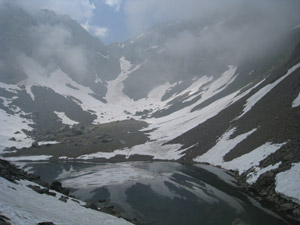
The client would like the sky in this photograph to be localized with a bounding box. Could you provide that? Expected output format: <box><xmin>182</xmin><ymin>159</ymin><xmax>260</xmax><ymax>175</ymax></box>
<box><xmin>1</xmin><ymin>0</ymin><xmax>300</xmax><ymax>46</ymax></box>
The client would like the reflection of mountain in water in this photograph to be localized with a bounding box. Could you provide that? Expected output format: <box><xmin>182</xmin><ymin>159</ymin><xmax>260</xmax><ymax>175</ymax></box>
<box><xmin>20</xmin><ymin>161</ymin><xmax>291</xmax><ymax>225</ymax></box>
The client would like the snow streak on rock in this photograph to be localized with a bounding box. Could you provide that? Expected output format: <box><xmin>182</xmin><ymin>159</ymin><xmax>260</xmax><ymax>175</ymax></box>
<box><xmin>237</xmin><ymin>63</ymin><xmax>300</xmax><ymax>119</ymax></box>
<box><xmin>194</xmin><ymin>127</ymin><xmax>286</xmax><ymax>184</ymax></box>
<box><xmin>292</xmin><ymin>92</ymin><xmax>300</xmax><ymax>108</ymax></box>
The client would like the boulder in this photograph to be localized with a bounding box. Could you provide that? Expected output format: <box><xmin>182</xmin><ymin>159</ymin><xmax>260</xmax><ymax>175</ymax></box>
<box><xmin>9</xmin><ymin>137</ymin><xmax>16</xmax><ymax>141</ymax></box>
<box><xmin>85</xmin><ymin>202</ymin><xmax>98</xmax><ymax>210</ymax></box>
<box><xmin>50</xmin><ymin>180</ymin><xmax>70</xmax><ymax>196</ymax></box>
<box><xmin>31</xmin><ymin>142</ymin><xmax>39</xmax><ymax>148</ymax></box>
<box><xmin>101</xmin><ymin>138</ymin><xmax>113</xmax><ymax>143</ymax></box>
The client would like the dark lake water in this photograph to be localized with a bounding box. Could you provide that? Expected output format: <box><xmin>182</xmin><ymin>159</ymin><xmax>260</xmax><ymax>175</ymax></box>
<box><xmin>18</xmin><ymin>161</ymin><xmax>293</xmax><ymax>225</ymax></box>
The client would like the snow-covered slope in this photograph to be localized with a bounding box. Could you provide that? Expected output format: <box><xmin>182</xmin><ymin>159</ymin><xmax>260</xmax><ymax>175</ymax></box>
<box><xmin>0</xmin><ymin>177</ymin><xmax>132</xmax><ymax>225</ymax></box>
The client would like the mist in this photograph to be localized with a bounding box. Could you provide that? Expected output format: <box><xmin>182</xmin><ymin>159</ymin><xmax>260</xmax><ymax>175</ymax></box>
<box><xmin>124</xmin><ymin>0</ymin><xmax>300</xmax><ymax>64</ymax></box>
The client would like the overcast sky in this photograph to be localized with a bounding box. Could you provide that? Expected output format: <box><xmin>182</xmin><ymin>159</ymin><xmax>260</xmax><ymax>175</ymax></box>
<box><xmin>1</xmin><ymin>0</ymin><xmax>300</xmax><ymax>44</ymax></box>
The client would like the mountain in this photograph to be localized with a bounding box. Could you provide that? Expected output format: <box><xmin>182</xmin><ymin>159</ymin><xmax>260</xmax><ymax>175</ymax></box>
<box><xmin>1</xmin><ymin>3</ymin><xmax>300</xmax><ymax>219</ymax></box>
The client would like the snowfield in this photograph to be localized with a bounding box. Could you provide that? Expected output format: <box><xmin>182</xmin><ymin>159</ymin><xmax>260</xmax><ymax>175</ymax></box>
<box><xmin>0</xmin><ymin>177</ymin><xmax>133</xmax><ymax>225</ymax></box>
<box><xmin>275</xmin><ymin>163</ymin><xmax>300</xmax><ymax>204</ymax></box>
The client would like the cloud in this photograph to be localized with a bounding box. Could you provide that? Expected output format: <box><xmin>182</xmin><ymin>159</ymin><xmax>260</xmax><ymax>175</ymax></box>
<box><xmin>123</xmin><ymin>0</ymin><xmax>300</xmax><ymax>64</ymax></box>
<box><xmin>8</xmin><ymin>0</ymin><xmax>96</xmax><ymax>22</ymax></box>
<box><xmin>104</xmin><ymin>0</ymin><xmax>123</xmax><ymax>11</ymax></box>
<box><xmin>124</xmin><ymin>0</ymin><xmax>300</xmax><ymax>34</ymax></box>
<box><xmin>82</xmin><ymin>22</ymin><xmax>108</xmax><ymax>38</ymax></box>
<box><xmin>29</xmin><ymin>24</ymin><xmax>89</xmax><ymax>81</ymax></box>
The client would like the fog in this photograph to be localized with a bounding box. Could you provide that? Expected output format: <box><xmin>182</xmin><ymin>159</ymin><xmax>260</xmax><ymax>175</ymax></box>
<box><xmin>124</xmin><ymin>0</ymin><xmax>300</xmax><ymax>63</ymax></box>
<box><xmin>0</xmin><ymin>0</ymin><xmax>300</xmax><ymax>85</ymax></box>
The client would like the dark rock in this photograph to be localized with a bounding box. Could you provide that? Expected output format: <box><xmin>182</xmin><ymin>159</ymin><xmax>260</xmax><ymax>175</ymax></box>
<box><xmin>85</xmin><ymin>202</ymin><xmax>98</xmax><ymax>210</ymax></box>
<box><xmin>101</xmin><ymin>138</ymin><xmax>113</xmax><ymax>143</ymax></box>
<box><xmin>27</xmin><ymin>185</ymin><xmax>56</xmax><ymax>197</ymax></box>
<box><xmin>9</xmin><ymin>137</ymin><xmax>16</xmax><ymax>141</ymax></box>
<box><xmin>14</xmin><ymin>131</ymin><xmax>21</xmax><ymax>134</ymax></box>
<box><xmin>37</xmin><ymin>222</ymin><xmax>55</xmax><ymax>225</ymax></box>
<box><xmin>31</xmin><ymin>142</ymin><xmax>39</xmax><ymax>148</ymax></box>
<box><xmin>71</xmin><ymin>128</ymin><xmax>83</xmax><ymax>136</ymax></box>
<box><xmin>231</xmin><ymin>218</ymin><xmax>248</xmax><ymax>225</ymax></box>
<box><xmin>0</xmin><ymin>215</ymin><xmax>11</xmax><ymax>222</ymax></box>
<box><xmin>50</xmin><ymin>180</ymin><xmax>70</xmax><ymax>195</ymax></box>
<box><xmin>59</xmin><ymin>196</ymin><xmax>68</xmax><ymax>203</ymax></box>
<box><xmin>71</xmin><ymin>199</ymin><xmax>80</xmax><ymax>204</ymax></box>
<box><xmin>293</xmin><ymin>208</ymin><xmax>300</xmax><ymax>216</ymax></box>
<box><xmin>59</xmin><ymin>125</ymin><xmax>69</xmax><ymax>132</ymax></box>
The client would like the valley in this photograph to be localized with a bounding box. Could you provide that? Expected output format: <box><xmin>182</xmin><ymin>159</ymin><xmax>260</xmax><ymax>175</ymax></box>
<box><xmin>1</xmin><ymin>1</ymin><xmax>300</xmax><ymax>224</ymax></box>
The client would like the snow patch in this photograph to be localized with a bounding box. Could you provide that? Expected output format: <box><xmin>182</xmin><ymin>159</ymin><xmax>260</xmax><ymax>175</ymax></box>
<box><xmin>38</xmin><ymin>141</ymin><xmax>60</xmax><ymax>146</ymax></box>
<box><xmin>292</xmin><ymin>92</ymin><xmax>300</xmax><ymax>108</ymax></box>
<box><xmin>5</xmin><ymin>155</ymin><xmax>53</xmax><ymax>161</ymax></box>
<box><xmin>0</xmin><ymin>108</ymin><xmax>34</xmax><ymax>153</ymax></box>
<box><xmin>247</xmin><ymin>162</ymin><xmax>281</xmax><ymax>184</ymax></box>
<box><xmin>222</xmin><ymin>142</ymin><xmax>285</xmax><ymax>175</ymax></box>
<box><xmin>54</xmin><ymin>111</ymin><xmax>79</xmax><ymax>126</ymax></box>
<box><xmin>194</xmin><ymin>128</ymin><xmax>257</xmax><ymax>165</ymax></box>
<box><xmin>275</xmin><ymin>163</ymin><xmax>300</xmax><ymax>204</ymax></box>
<box><xmin>194</xmin><ymin>127</ymin><xmax>285</xmax><ymax>179</ymax></box>
<box><xmin>144</xmin><ymin>45</ymin><xmax>159</xmax><ymax>51</ymax></box>
<box><xmin>0</xmin><ymin>81</ymin><xmax>21</xmax><ymax>94</ymax></box>
<box><xmin>130</xmin><ymin>33</ymin><xmax>144</xmax><ymax>44</ymax></box>
<box><xmin>97</xmin><ymin>51</ymin><xmax>110</xmax><ymax>59</ymax></box>
<box><xmin>77</xmin><ymin>141</ymin><xmax>184</xmax><ymax>160</ymax></box>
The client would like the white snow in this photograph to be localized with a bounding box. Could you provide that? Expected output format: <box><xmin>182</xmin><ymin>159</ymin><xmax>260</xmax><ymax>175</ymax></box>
<box><xmin>144</xmin><ymin>45</ymin><xmax>159</xmax><ymax>51</ymax></box>
<box><xmin>130</xmin><ymin>33</ymin><xmax>144</xmax><ymax>44</ymax></box>
<box><xmin>105</xmin><ymin>57</ymin><xmax>140</xmax><ymax>104</ymax></box>
<box><xmin>292</xmin><ymin>92</ymin><xmax>300</xmax><ymax>108</ymax></box>
<box><xmin>222</xmin><ymin>142</ymin><xmax>285</xmax><ymax>175</ymax></box>
<box><xmin>78</xmin><ymin>141</ymin><xmax>184</xmax><ymax>160</ymax></box>
<box><xmin>0</xmin><ymin>108</ymin><xmax>34</xmax><ymax>154</ymax></box>
<box><xmin>57</xmin><ymin>162</ymin><xmax>244</xmax><ymax>213</ymax></box>
<box><xmin>194</xmin><ymin>128</ymin><xmax>257</xmax><ymax>165</ymax></box>
<box><xmin>4</xmin><ymin>155</ymin><xmax>53</xmax><ymax>161</ymax></box>
<box><xmin>79</xmin><ymin>62</ymin><xmax>271</xmax><ymax>160</ymax></box>
<box><xmin>246</xmin><ymin>162</ymin><xmax>281</xmax><ymax>184</ymax></box>
<box><xmin>0</xmin><ymin>177</ymin><xmax>132</xmax><ymax>225</ymax></box>
<box><xmin>97</xmin><ymin>51</ymin><xmax>110</xmax><ymax>59</ymax></box>
<box><xmin>38</xmin><ymin>141</ymin><xmax>60</xmax><ymax>146</ymax></box>
<box><xmin>194</xmin><ymin>127</ymin><xmax>286</xmax><ymax>179</ymax></box>
<box><xmin>237</xmin><ymin>62</ymin><xmax>300</xmax><ymax>119</ymax></box>
<box><xmin>0</xmin><ymin>81</ymin><xmax>21</xmax><ymax>94</ymax></box>
<box><xmin>275</xmin><ymin>163</ymin><xmax>300</xmax><ymax>204</ymax></box>
<box><xmin>54</xmin><ymin>111</ymin><xmax>79</xmax><ymax>126</ymax></box>
<box><xmin>94</xmin><ymin>74</ymin><xmax>103</xmax><ymax>84</ymax></box>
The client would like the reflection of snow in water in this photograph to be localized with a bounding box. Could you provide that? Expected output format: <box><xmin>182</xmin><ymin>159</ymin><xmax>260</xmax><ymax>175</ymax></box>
<box><xmin>57</xmin><ymin>162</ymin><xmax>244</xmax><ymax>214</ymax></box>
